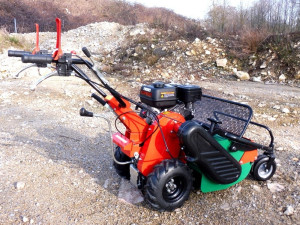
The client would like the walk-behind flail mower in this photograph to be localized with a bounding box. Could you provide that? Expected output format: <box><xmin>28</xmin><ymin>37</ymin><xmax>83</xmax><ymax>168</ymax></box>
<box><xmin>8</xmin><ymin>18</ymin><xmax>276</xmax><ymax>211</ymax></box>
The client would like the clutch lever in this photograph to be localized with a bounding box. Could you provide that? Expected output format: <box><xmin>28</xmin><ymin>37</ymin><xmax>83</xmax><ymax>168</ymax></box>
<box><xmin>15</xmin><ymin>60</ymin><xmax>53</xmax><ymax>78</ymax></box>
<box><xmin>14</xmin><ymin>64</ymin><xmax>52</xmax><ymax>78</ymax></box>
<box><xmin>30</xmin><ymin>71</ymin><xmax>59</xmax><ymax>91</ymax></box>
<box><xmin>15</xmin><ymin>64</ymin><xmax>36</xmax><ymax>77</ymax></box>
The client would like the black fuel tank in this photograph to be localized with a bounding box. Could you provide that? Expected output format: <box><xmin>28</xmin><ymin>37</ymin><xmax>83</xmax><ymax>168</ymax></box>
<box><xmin>140</xmin><ymin>82</ymin><xmax>177</xmax><ymax>108</ymax></box>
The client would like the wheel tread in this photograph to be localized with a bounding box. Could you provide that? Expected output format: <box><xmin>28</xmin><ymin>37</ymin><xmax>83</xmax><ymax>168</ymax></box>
<box><xmin>144</xmin><ymin>159</ymin><xmax>192</xmax><ymax>211</ymax></box>
<box><xmin>113</xmin><ymin>147</ymin><xmax>130</xmax><ymax>179</ymax></box>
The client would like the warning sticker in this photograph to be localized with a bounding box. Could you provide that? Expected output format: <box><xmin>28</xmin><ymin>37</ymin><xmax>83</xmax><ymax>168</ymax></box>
<box><xmin>160</xmin><ymin>91</ymin><xmax>175</xmax><ymax>98</ymax></box>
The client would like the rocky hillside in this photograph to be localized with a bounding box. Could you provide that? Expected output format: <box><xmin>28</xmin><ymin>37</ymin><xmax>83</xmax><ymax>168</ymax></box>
<box><xmin>1</xmin><ymin>22</ymin><xmax>299</xmax><ymax>87</ymax></box>
<box><xmin>0</xmin><ymin>0</ymin><xmax>194</xmax><ymax>34</ymax></box>
<box><xmin>0</xmin><ymin>21</ymin><xmax>299</xmax><ymax>225</ymax></box>
<box><xmin>104</xmin><ymin>29</ymin><xmax>300</xmax><ymax>85</ymax></box>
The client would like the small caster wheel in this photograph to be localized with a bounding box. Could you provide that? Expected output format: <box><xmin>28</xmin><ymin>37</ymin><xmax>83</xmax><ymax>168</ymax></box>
<box><xmin>252</xmin><ymin>155</ymin><xmax>276</xmax><ymax>181</ymax></box>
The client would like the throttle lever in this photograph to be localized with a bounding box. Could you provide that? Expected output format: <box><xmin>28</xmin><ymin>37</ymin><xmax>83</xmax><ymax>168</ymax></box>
<box><xmin>80</xmin><ymin>108</ymin><xmax>93</xmax><ymax>117</ymax></box>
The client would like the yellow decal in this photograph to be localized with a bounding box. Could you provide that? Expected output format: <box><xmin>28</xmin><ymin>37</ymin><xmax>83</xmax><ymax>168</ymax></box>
<box><xmin>160</xmin><ymin>91</ymin><xmax>175</xmax><ymax>98</ymax></box>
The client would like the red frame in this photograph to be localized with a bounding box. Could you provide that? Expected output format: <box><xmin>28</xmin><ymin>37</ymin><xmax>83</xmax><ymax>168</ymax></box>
<box><xmin>106</xmin><ymin>95</ymin><xmax>185</xmax><ymax>176</ymax></box>
<box><xmin>52</xmin><ymin>18</ymin><xmax>63</xmax><ymax>60</ymax></box>
<box><xmin>32</xmin><ymin>23</ymin><xmax>40</xmax><ymax>54</ymax></box>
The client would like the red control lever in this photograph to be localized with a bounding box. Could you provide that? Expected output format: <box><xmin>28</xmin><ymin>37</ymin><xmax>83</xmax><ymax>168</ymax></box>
<box><xmin>32</xmin><ymin>23</ymin><xmax>40</xmax><ymax>54</ymax></box>
<box><xmin>52</xmin><ymin>18</ymin><xmax>63</xmax><ymax>60</ymax></box>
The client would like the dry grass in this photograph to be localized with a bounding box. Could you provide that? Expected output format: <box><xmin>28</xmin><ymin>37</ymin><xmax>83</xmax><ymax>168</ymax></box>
<box><xmin>0</xmin><ymin>28</ymin><xmax>32</xmax><ymax>53</ymax></box>
<box><xmin>239</xmin><ymin>27</ymin><xmax>270</xmax><ymax>53</ymax></box>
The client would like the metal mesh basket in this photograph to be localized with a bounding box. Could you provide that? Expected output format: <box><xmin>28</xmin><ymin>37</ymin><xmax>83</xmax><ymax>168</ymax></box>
<box><xmin>194</xmin><ymin>95</ymin><xmax>253</xmax><ymax>137</ymax></box>
<box><xmin>174</xmin><ymin>95</ymin><xmax>253</xmax><ymax>137</ymax></box>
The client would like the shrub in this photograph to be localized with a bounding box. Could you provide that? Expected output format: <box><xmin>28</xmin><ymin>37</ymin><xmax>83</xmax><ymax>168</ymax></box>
<box><xmin>240</xmin><ymin>27</ymin><xmax>270</xmax><ymax>53</ymax></box>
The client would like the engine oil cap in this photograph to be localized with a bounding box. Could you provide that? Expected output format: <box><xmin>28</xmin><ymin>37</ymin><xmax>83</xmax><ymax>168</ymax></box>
<box><xmin>153</xmin><ymin>81</ymin><xmax>165</xmax><ymax>88</ymax></box>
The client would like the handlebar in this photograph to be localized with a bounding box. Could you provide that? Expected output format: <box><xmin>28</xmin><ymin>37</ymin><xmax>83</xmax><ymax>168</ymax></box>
<box><xmin>15</xmin><ymin>48</ymin><xmax>127</xmax><ymax>108</ymax></box>
<box><xmin>8</xmin><ymin>50</ymin><xmax>31</xmax><ymax>57</ymax></box>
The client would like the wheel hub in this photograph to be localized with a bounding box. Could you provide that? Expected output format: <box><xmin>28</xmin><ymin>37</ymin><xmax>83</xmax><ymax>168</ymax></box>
<box><xmin>165</xmin><ymin>178</ymin><xmax>177</xmax><ymax>194</ymax></box>
<box><xmin>258</xmin><ymin>162</ymin><xmax>273</xmax><ymax>179</ymax></box>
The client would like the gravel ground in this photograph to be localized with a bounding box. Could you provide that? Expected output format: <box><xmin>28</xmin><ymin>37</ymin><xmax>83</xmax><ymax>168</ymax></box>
<box><xmin>0</xmin><ymin>22</ymin><xmax>299</xmax><ymax>224</ymax></box>
<box><xmin>0</xmin><ymin>69</ymin><xmax>299</xmax><ymax>224</ymax></box>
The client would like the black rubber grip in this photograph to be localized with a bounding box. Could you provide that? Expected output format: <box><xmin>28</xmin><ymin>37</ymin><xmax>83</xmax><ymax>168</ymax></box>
<box><xmin>82</xmin><ymin>47</ymin><xmax>91</xmax><ymax>58</ymax></box>
<box><xmin>108</xmin><ymin>87</ymin><xmax>126</xmax><ymax>108</ymax></box>
<box><xmin>91</xmin><ymin>93</ymin><xmax>106</xmax><ymax>106</ymax></box>
<box><xmin>8</xmin><ymin>50</ymin><xmax>31</xmax><ymax>57</ymax></box>
<box><xmin>22</xmin><ymin>54</ymin><xmax>53</xmax><ymax>64</ymax></box>
<box><xmin>71</xmin><ymin>59</ymin><xmax>87</xmax><ymax>65</ymax></box>
<box><xmin>80</xmin><ymin>108</ymin><xmax>93</xmax><ymax>117</ymax></box>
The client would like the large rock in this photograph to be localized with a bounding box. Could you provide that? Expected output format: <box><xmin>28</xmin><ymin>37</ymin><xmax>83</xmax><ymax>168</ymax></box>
<box><xmin>252</xmin><ymin>76</ymin><xmax>262</xmax><ymax>82</ymax></box>
<box><xmin>186</xmin><ymin>51</ymin><xmax>192</xmax><ymax>56</ymax></box>
<box><xmin>279</xmin><ymin>74</ymin><xmax>286</xmax><ymax>82</ymax></box>
<box><xmin>233</xmin><ymin>69</ymin><xmax>250</xmax><ymax>81</ymax></box>
<box><xmin>216</xmin><ymin>58</ymin><xmax>227</xmax><ymax>68</ymax></box>
<box><xmin>284</xmin><ymin>206</ymin><xmax>294</xmax><ymax>216</ymax></box>
<box><xmin>267</xmin><ymin>182</ymin><xmax>285</xmax><ymax>193</ymax></box>
<box><xmin>260</xmin><ymin>61</ymin><xmax>267</xmax><ymax>69</ymax></box>
<box><xmin>129</xmin><ymin>28</ymin><xmax>145</xmax><ymax>36</ymax></box>
<box><xmin>14</xmin><ymin>181</ymin><xmax>25</xmax><ymax>189</ymax></box>
<box><xmin>153</xmin><ymin>47</ymin><xmax>168</xmax><ymax>57</ymax></box>
<box><xmin>295</xmin><ymin>71</ymin><xmax>300</xmax><ymax>79</ymax></box>
<box><xmin>118</xmin><ymin>179</ymin><xmax>144</xmax><ymax>204</ymax></box>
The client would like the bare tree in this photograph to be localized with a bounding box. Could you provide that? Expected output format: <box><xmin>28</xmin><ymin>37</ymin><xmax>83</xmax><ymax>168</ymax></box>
<box><xmin>206</xmin><ymin>0</ymin><xmax>300</xmax><ymax>34</ymax></box>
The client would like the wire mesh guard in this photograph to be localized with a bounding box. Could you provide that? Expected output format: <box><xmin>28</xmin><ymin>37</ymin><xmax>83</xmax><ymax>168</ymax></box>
<box><xmin>177</xmin><ymin>95</ymin><xmax>253</xmax><ymax>137</ymax></box>
<box><xmin>194</xmin><ymin>95</ymin><xmax>253</xmax><ymax>137</ymax></box>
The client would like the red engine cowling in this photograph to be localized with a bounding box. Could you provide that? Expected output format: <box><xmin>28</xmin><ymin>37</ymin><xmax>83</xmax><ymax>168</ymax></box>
<box><xmin>107</xmin><ymin>94</ymin><xmax>186</xmax><ymax>177</ymax></box>
<box><xmin>137</xmin><ymin>111</ymin><xmax>185</xmax><ymax>176</ymax></box>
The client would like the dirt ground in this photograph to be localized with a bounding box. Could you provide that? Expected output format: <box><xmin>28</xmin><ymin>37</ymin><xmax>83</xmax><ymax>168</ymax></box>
<box><xmin>0</xmin><ymin>69</ymin><xmax>299</xmax><ymax>224</ymax></box>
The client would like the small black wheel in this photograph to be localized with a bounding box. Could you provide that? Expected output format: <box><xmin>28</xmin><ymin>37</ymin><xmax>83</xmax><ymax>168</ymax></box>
<box><xmin>252</xmin><ymin>155</ymin><xmax>276</xmax><ymax>181</ymax></box>
<box><xmin>144</xmin><ymin>159</ymin><xmax>192</xmax><ymax>211</ymax></box>
<box><xmin>113</xmin><ymin>146</ymin><xmax>131</xmax><ymax>179</ymax></box>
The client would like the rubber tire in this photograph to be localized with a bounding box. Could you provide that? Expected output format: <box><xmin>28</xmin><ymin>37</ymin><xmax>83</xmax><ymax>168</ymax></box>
<box><xmin>144</xmin><ymin>159</ymin><xmax>193</xmax><ymax>211</ymax></box>
<box><xmin>252</xmin><ymin>155</ymin><xmax>276</xmax><ymax>181</ymax></box>
<box><xmin>113</xmin><ymin>147</ymin><xmax>130</xmax><ymax>179</ymax></box>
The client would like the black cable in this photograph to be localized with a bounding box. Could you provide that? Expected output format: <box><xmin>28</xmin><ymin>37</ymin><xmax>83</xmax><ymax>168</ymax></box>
<box><xmin>114</xmin><ymin>108</ymin><xmax>174</xmax><ymax>159</ymax></box>
<box><xmin>71</xmin><ymin>64</ymin><xmax>106</xmax><ymax>97</ymax></box>
<box><xmin>74</xmin><ymin>74</ymin><xmax>106</xmax><ymax>88</ymax></box>
<box><xmin>74</xmin><ymin>54</ymin><xmax>93</xmax><ymax>68</ymax></box>
<box><xmin>70</xmin><ymin>57</ymin><xmax>176</xmax><ymax>158</ymax></box>
<box><xmin>114</xmin><ymin>111</ymin><xmax>159</xmax><ymax>146</ymax></box>
<box><xmin>120</xmin><ymin>95</ymin><xmax>178</xmax><ymax>158</ymax></box>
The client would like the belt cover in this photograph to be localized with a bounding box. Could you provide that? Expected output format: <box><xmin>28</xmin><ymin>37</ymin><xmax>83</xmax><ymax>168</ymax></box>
<box><xmin>178</xmin><ymin>121</ymin><xmax>241</xmax><ymax>184</ymax></box>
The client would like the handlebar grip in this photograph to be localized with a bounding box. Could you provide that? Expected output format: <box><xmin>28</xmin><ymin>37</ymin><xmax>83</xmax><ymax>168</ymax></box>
<box><xmin>82</xmin><ymin>47</ymin><xmax>91</xmax><ymax>58</ymax></box>
<box><xmin>71</xmin><ymin>58</ymin><xmax>88</xmax><ymax>65</ymax></box>
<box><xmin>91</xmin><ymin>93</ymin><xmax>106</xmax><ymax>106</ymax></box>
<box><xmin>22</xmin><ymin>54</ymin><xmax>53</xmax><ymax>64</ymax></box>
<box><xmin>108</xmin><ymin>88</ymin><xmax>126</xmax><ymax>108</ymax></box>
<box><xmin>8</xmin><ymin>50</ymin><xmax>31</xmax><ymax>57</ymax></box>
<box><xmin>80</xmin><ymin>108</ymin><xmax>93</xmax><ymax>117</ymax></box>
